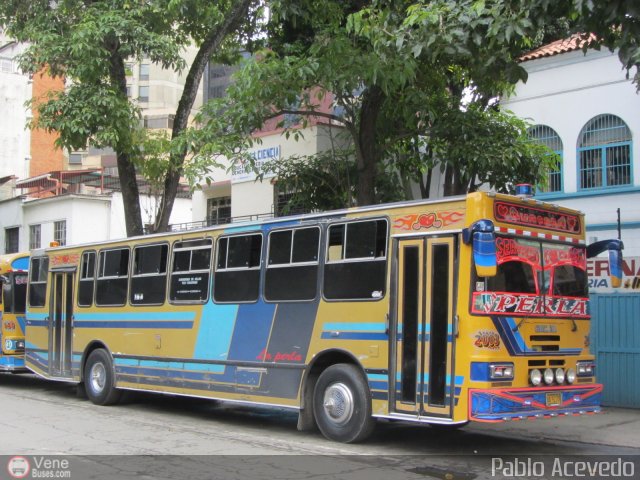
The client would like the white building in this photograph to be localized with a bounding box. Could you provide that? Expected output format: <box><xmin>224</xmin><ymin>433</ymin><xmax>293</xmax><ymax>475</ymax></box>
<box><xmin>0</xmin><ymin>40</ymin><xmax>200</xmax><ymax>253</ymax></box>
<box><xmin>0</xmin><ymin>34</ymin><xmax>31</xmax><ymax>194</ymax></box>
<box><xmin>501</xmin><ymin>35</ymin><xmax>640</xmax><ymax>256</ymax></box>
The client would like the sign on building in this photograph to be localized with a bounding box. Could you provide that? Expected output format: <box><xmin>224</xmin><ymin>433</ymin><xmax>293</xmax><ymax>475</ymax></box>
<box><xmin>588</xmin><ymin>256</ymin><xmax>640</xmax><ymax>293</ymax></box>
<box><xmin>231</xmin><ymin>146</ymin><xmax>281</xmax><ymax>183</ymax></box>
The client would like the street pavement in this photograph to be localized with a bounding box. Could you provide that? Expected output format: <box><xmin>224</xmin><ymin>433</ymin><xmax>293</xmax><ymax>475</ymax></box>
<box><xmin>468</xmin><ymin>406</ymin><xmax>640</xmax><ymax>450</ymax></box>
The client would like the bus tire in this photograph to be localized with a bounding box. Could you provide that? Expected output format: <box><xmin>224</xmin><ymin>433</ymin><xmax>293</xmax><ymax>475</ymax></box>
<box><xmin>313</xmin><ymin>363</ymin><xmax>375</xmax><ymax>443</ymax></box>
<box><xmin>84</xmin><ymin>349</ymin><xmax>121</xmax><ymax>406</ymax></box>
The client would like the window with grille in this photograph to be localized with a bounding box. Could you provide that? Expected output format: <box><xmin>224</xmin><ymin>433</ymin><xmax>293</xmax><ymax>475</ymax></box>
<box><xmin>5</xmin><ymin>227</ymin><xmax>19</xmax><ymax>254</ymax></box>
<box><xmin>528</xmin><ymin>125</ymin><xmax>563</xmax><ymax>193</ymax></box>
<box><xmin>54</xmin><ymin>220</ymin><xmax>66</xmax><ymax>246</ymax></box>
<box><xmin>578</xmin><ymin>114</ymin><xmax>632</xmax><ymax>190</ymax></box>
<box><xmin>206</xmin><ymin>197</ymin><xmax>231</xmax><ymax>225</ymax></box>
<box><xmin>29</xmin><ymin>224</ymin><xmax>41</xmax><ymax>250</ymax></box>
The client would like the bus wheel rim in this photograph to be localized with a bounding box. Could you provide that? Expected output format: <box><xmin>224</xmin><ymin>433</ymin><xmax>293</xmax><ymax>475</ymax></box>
<box><xmin>323</xmin><ymin>382</ymin><xmax>354</xmax><ymax>426</ymax></box>
<box><xmin>90</xmin><ymin>362</ymin><xmax>106</xmax><ymax>393</ymax></box>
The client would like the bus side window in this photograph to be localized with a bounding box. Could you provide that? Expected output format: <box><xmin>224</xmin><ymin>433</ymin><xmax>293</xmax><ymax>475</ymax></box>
<box><xmin>78</xmin><ymin>251</ymin><xmax>96</xmax><ymax>307</ymax></box>
<box><xmin>28</xmin><ymin>257</ymin><xmax>49</xmax><ymax>308</ymax></box>
<box><xmin>96</xmin><ymin>248</ymin><xmax>130</xmax><ymax>306</ymax></box>
<box><xmin>169</xmin><ymin>239</ymin><xmax>212</xmax><ymax>303</ymax></box>
<box><xmin>324</xmin><ymin>219</ymin><xmax>388</xmax><ymax>300</ymax></box>
<box><xmin>131</xmin><ymin>244</ymin><xmax>168</xmax><ymax>305</ymax></box>
<box><xmin>265</xmin><ymin>226</ymin><xmax>320</xmax><ymax>301</ymax></box>
<box><xmin>214</xmin><ymin>234</ymin><xmax>262</xmax><ymax>303</ymax></box>
<box><xmin>11</xmin><ymin>273</ymin><xmax>27</xmax><ymax>314</ymax></box>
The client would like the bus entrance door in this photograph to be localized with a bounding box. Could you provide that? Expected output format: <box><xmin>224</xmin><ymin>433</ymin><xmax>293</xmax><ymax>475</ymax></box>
<box><xmin>49</xmin><ymin>271</ymin><xmax>74</xmax><ymax>378</ymax></box>
<box><xmin>394</xmin><ymin>236</ymin><xmax>455</xmax><ymax>418</ymax></box>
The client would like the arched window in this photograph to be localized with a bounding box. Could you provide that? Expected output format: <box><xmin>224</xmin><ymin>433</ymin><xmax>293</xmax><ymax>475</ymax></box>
<box><xmin>528</xmin><ymin>125</ymin><xmax>563</xmax><ymax>193</ymax></box>
<box><xmin>577</xmin><ymin>115</ymin><xmax>632</xmax><ymax>190</ymax></box>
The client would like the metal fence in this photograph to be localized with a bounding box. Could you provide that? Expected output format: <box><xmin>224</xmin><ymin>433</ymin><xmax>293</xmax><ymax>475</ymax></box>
<box><xmin>591</xmin><ymin>293</ymin><xmax>640</xmax><ymax>408</ymax></box>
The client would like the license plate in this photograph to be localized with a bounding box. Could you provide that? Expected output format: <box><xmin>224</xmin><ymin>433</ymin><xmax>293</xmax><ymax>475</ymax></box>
<box><xmin>546</xmin><ymin>392</ymin><xmax>562</xmax><ymax>407</ymax></box>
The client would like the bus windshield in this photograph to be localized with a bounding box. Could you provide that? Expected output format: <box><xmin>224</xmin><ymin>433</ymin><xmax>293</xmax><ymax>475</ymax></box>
<box><xmin>471</xmin><ymin>235</ymin><xmax>588</xmax><ymax>318</ymax></box>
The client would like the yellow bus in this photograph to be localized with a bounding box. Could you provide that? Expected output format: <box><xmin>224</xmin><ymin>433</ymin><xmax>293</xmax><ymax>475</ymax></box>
<box><xmin>24</xmin><ymin>190</ymin><xmax>622</xmax><ymax>442</ymax></box>
<box><xmin>0</xmin><ymin>252</ymin><xmax>30</xmax><ymax>372</ymax></box>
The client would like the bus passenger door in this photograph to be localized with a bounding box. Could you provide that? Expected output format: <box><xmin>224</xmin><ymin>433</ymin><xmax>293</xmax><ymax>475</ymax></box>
<box><xmin>49</xmin><ymin>272</ymin><xmax>74</xmax><ymax>377</ymax></box>
<box><xmin>394</xmin><ymin>236</ymin><xmax>456</xmax><ymax>418</ymax></box>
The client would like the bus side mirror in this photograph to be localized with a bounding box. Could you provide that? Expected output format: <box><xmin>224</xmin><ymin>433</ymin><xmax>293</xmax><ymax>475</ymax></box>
<box><xmin>463</xmin><ymin>219</ymin><xmax>497</xmax><ymax>278</ymax></box>
<box><xmin>587</xmin><ymin>239</ymin><xmax>624</xmax><ymax>288</ymax></box>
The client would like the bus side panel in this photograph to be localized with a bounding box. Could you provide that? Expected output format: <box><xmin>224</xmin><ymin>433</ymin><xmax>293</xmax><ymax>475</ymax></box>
<box><xmin>308</xmin><ymin>300</ymin><xmax>391</xmax><ymax>416</ymax></box>
<box><xmin>24</xmin><ymin>310</ymin><xmax>50</xmax><ymax>377</ymax></box>
<box><xmin>94</xmin><ymin>299</ymin><xmax>320</xmax><ymax>405</ymax></box>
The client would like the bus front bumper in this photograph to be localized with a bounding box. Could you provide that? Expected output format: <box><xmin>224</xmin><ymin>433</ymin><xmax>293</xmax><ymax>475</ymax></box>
<box><xmin>0</xmin><ymin>355</ymin><xmax>27</xmax><ymax>372</ymax></box>
<box><xmin>469</xmin><ymin>384</ymin><xmax>602</xmax><ymax>422</ymax></box>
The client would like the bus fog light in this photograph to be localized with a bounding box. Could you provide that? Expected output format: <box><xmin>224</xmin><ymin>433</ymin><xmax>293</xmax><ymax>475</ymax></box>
<box><xmin>543</xmin><ymin>368</ymin><xmax>554</xmax><ymax>385</ymax></box>
<box><xmin>576</xmin><ymin>361</ymin><xmax>595</xmax><ymax>377</ymax></box>
<box><xmin>555</xmin><ymin>368</ymin><xmax>565</xmax><ymax>384</ymax></box>
<box><xmin>530</xmin><ymin>369</ymin><xmax>542</xmax><ymax>386</ymax></box>
<box><xmin>490</xmin><ymin>363</ymin><xmax>514</xmax><ymax>380</ymax></box>
<box><xmin>566</xmin><ymin>368</ymin><xmax>576</xmax><ymax>384</ymax></box>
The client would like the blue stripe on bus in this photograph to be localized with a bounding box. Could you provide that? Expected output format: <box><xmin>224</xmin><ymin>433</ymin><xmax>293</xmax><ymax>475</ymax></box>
<box><xmin>27</xmin><ymin>313</ymin><xmax>48</xmax><ymax>320</ymax></box>
<box><xmin>323</xmin><ymin>322</ymin><xmax>386</xmax><ymax>332</ymax></box>
<box><xmin>366</xmin><ymin>373</ymin><xmax>388</xmax><ymax>381</ymax></box>
<box><xmin>115</xmin><ymin>358</ymin><xmax>225</xmax><ymax>374</ymax></box>
<box><xmin>116</xmin><ymin>365</ymin><xmax>226</xmax><ymax>382</ymax></box>
<box><xmin>16</xmin><ymin>315</ymin><xmax>26</xmax><ymax>332</ymax></box>
<box><xmin>320</xmin><ymin>332</ymin><xmax>388</xmax><ymax>340</ymax></box>
<box><xmin>75</xmin><ymin>312</ymin><xmax>196</xmax><ymax>321</ymax></box>
<box><xmin>227</xmin><ymin>302</ymin><xmax>276</xmax><ymax>362</ymax></box>
<box><xmin>193</xmin><ymin>302</ymin><xmax>238</xmax><ymax>363</ymax></box>
<box><xmin>74</xmin><ymin>321</ymin><xmax>193</xmax><ymax>329</ymax></box>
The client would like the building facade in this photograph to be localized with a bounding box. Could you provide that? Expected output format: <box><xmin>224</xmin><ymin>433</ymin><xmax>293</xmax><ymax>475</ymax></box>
<box><xmin>501</xmin><ymin>37</ymin><xmax>640</xmax><ymax>257</ymax></box>
<box><xmin>502</xmin><ymin>36</ymin><xmax>640</xmax><ymax>408</ymax></box>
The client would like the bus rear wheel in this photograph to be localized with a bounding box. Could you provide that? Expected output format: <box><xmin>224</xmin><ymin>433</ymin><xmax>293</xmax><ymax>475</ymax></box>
<box><xmin>313</xmin><ymin>363</ymin><xmax>375</xmax><ymax>443</ymax></box>
<box><xmin>84</xmin><ymin>349</ymin><xmax>121</xmax><ymax>406</ymax></box>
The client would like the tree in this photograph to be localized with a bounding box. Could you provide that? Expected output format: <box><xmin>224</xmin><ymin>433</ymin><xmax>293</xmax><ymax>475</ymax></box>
<box><xmin>189</xmin><ymin>0</ymin><xmax>556</xmax><ymax>207</ymax></box>
<box><xmin>0</xmin><ymin>0</ymin><xmax>258</xmax><ymax>236</ymax></box>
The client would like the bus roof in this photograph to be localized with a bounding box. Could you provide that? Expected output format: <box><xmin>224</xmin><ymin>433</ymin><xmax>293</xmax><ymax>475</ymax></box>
<box><xmin>0</xmin><ymin>252</ymin><xmax>29</xmax><ymax>274</ymax></box>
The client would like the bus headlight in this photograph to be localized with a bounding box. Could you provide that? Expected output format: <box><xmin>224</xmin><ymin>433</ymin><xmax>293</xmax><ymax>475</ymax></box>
<box><xmin>576</xmin><ymin>361</ymin><xmax>595</xmax><ymax>377</ymax></box>
<box><xmin>490</xmin><ymin>363</ymin><xmax>514</xmax><ymax>380</ymax></box>
<box><xmin>543</xmin><ymin>368</ymin><xmax>555</xmax><ymax>385</ymax></box>
<box><xmin>555</xmin><ymin>368</ymin><xmax>565</xmax><ymax>384</ymax></box>
<box><xmin>530</xmin><ymin>369</ymin><xmax>542</xmax><ymax>386</ymax></box>
<box><xmin>566</xmin><ymin>368</ymin><xmax>576</xmax><ymax>384</ymax></box>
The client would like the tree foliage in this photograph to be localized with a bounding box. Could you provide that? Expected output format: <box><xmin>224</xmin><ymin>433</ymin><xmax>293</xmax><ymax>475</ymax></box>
<box><xmin>0</xmin><ymin>0</ymin><xmax>259</xmax><ymax>235</ymax></box>
<box><xmin>191</xmin><ymin>0</ymin><xmax>560</xmax><ymax>208</ymax></box>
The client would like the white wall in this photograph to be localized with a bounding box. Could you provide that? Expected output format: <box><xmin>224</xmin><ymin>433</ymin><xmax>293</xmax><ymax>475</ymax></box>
<box><xmin>502</xmin><ymin>48</ymin><xmax>640</xmax><ymax>255</ymax></box>
<box><xmin>193</xmin><ymin>124</ymin><xmax>350</xmax><ymax>223</ymax></box>
<box><xmin>0</xmin><ymin>40</ymin><xmax>31</xmax><ymax>185</ymax></box>
<box><xmin>0</xmin><ymin>197</ymin><xmax>25</xmax><ymax>252</ymax></box>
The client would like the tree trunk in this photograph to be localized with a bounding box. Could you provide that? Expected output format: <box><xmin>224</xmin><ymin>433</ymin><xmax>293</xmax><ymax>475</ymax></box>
<box><xmin>117</xmin><ymin>152</ymin><xmax>144</xmax><ymax>236</ymax></box>
<box><xmin>108</xmin><ymin>38</ymin><xmax>144</xmax><ymax>236</ymax></box>
<box><xmin>356</xmin><ymin>85</ymin><xmax>385</xmax><ymax>206</ymax></box>
<box><xmin>153</xmin><ymin>0</ymin><xmax>255</xmax><ymax>232</ymax></box>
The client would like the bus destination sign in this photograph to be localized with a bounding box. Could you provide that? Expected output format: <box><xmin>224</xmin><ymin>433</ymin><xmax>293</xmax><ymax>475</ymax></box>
<box><xmin>494</xmin><ymin>201</ymin><xmax>581</xmax><ymax>234</ymax></box>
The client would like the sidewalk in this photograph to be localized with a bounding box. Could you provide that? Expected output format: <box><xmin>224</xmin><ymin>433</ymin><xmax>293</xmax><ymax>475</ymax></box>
<box><xmin>468</xmin><ymin>407</ymin><xmax>640</xmax><ymax>449</ymax></box>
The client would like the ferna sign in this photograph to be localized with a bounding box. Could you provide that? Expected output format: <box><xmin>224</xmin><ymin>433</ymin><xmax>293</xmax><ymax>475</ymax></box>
<box><xmin>588</xmin><ymin>256</ymin><xmax>640</xmax><ymax>293</ymax></box>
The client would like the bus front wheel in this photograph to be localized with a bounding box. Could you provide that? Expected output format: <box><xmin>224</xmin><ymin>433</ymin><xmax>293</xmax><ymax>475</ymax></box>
<box><xmin>83</xmin><ymin>349</ymin><xmax>121</xmax><ymax>406</ymax></box>
<box><xmin>313</xmin><ymin>363</ymin><xmax>375</xmax><ymax>443</ymax></box>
